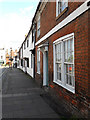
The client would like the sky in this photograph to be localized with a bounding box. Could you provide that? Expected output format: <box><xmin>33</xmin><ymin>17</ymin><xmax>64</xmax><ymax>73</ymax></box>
<box><xmin>0</xmin><ymin>0</ymin><xmax>39</xmax><ymax>51</ymax></box>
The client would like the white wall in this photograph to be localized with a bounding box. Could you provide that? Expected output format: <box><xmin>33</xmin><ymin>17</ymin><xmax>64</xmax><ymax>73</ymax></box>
<box><xmin>19</xmin><ymin>31</ymin><xmax>34</xmax><ymax>78</ymax></box>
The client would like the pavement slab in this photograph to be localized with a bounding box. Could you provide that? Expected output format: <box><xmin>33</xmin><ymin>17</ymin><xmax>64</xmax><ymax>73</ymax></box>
<box><xmin>2</xmin><ymin>68</ymin><xmax>60</xmax><ymax>119</ymax></box>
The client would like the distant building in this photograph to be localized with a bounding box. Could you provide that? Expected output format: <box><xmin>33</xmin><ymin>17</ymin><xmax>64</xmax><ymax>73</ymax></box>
<box><xmin>0</xmin><ymin>48</ymin><xmax>6</xmax><ymax>66</ymax></box>
<box><xmin>19</xmin><ymin>27</ymin><xmax>35</xmax><ymax>78</ymax></box>
<box><xmin>5</xmin><ymin>49</ymin><xmax>18</xmax><ymax>67</ymax></box>
<box><xmin>16</xmin><ymin>51</ymin><xmax>20</xmax><ymax>68</ymax></box>
<box><xmin>13</xmin><ymin>49</ymin><xmax>19</xmax><ymax>68</ymax></box>
<box><xmin>6</xmin><ymin>49</ymin><xmax>10</xmax><ymax>65</ymax></box>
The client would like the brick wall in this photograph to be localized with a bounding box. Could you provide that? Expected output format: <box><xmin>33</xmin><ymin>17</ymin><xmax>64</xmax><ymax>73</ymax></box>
<box><xmin>88</xmin><ymin>9</ymin><xmax>90</xmax><ymax>118</ymax></box>
<box><xmin>37</xmin><ymin>1</ymin><xmax>84</xmax><ymax>41</ymax></box>
<box><xmin>47</xmin><ymin>11</ymin><xmax>89</xmax><ymax>118</ymax></box>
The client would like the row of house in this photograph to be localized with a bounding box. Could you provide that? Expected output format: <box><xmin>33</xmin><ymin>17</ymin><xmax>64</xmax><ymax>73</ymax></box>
<box><xmin>0</xmin><ymin>48</ymin><xmax>18</xmax><ymax>67</ymax></box>
<box><xmin>19</xmin><ymin>28</ymin><xmax>35</xmax><ymax>77</ymax></box>
<box><xmin>19</xmin><ymin>0</ymin><xmax>90</xmax><ymax>118</ymax></box>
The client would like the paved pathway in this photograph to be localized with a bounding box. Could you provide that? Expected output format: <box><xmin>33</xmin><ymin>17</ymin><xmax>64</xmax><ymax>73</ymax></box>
<box><xmin>0</xmin><ymin>68</ymin><xmax>2</xmax><ymax>120</ymax></box>
<box><xmin>2</xmin><ymin>68</ymin><xmax>60</xmax><ymax>118</ymax></box>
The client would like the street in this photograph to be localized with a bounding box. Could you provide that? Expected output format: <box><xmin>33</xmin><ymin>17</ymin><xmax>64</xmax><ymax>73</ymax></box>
<box><xmin>0</xmin><ymin>68</ymin><xmax>2</xmax><ymax>92</ymax></box>
<box><xmin>2</xmin><ymin>68</ymin><xmax>60</xmax><ymax>118</ymax></box>
<box><xmin>0</xmin><ymin>68</ymin><xmax>2</xmax><ymax>120</ymax></box>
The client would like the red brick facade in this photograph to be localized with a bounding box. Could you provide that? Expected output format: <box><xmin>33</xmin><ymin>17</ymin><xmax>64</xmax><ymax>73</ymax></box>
<box><xmin>35</xmin><ymin>1</ymin><xmax>90</xmax><ymax>118</ymax></box>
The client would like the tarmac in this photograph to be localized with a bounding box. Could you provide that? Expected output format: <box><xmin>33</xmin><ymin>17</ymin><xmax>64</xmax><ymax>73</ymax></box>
<box><xmin>0</xmin><ymin>68</ymin><xmax>2</xmax><ymax>120</ymax></box>
<box><xmin>2</xmin><ymin>68</ymin><xmax>60</xmax><ymax>119</ymax></box>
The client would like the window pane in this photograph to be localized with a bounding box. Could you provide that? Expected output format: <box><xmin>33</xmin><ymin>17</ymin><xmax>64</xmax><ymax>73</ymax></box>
<box><xmin>37</xmin><ymin>19</ymin><xmax>40</xmax><ymax>29</ymax></box>
<box><xmin>57</xmin><ymin>72</ymin><xmax>59</xmax><ymax>80</ymax></box>
<box><xmin>56</xmin><ymin>43</ymin><xmax>62</xmax><ymax>62</ymax></box>
<box><xmin>65</xmin><ymin>64</ymin><xmax>74</xmax><ymax>87</ymax></box>
<box><xmin>61</xmin><ymin>1</ymin><xmax>66</xmax><ymax>11</ymax></box>
<box><xmin>64</xmin><ymin>52</ymin><xmax>67</xmax><ymax>62</ymax></box>
<box><xmin>71</xmin><ymin>53</ymin><xmax>73</xmax><ymax>63</ymax></box>
<box><xmin>67</xmin><ymin>40</ymin><xmax>70</xmax><ymax>52</ymax></box>
<box><xmin>56</xmin><ymin>63</ymin><xmax>61</xmax><ymax>81</ymax></box>
<box><xmin>57</xmin><ymin>63</ymin><xmax>61</xmax><ymax>72</ymax></box>
<box><xmin>57</xmin><ymin>72</ymin><xmax>61</xmax><ymax>81</ymax></box>
<box><xmin>58</xmin><ymin>0</ymin><xmax>67</xmax><ymax>14</ymax></box>
<box><xmin>55</xmin><ymin>45</ymin><xmax>57</xmax><ymax>61</ymax></box>
<box><xmin>66</xmin><ymin>75</ymin><xmax>68</xmax><ymax>84</ymax></box>
<box><xmin>72</xmin><ymin>76</ymin><xmax>75</xmax><ymax>87</ymax></box>
<box><xmin>56</xmin><ymin>45</ymin><xmax>58</xmax><ymax>61</ymax></box>
<box><xmin>66</xmin><ymin>64</ymin><xmax>68</xmax><ymax>74</ymax></box>
<box><xmin>58</xmin><ymin>2</ymin><xmax>60</xmax><ymax>14</ymax></box>
<box><xmin>67</xmin><ymin>52</ymin><xmax>70</xmax><ymax>62</ymax></box>
<box><xmin>69</xmin><ymin>64</ymin><xmax>72</xmax><ymax>75</ymax></box>
<box><xmin>58</xmin><ymin>44</ymin><xmax>60</xmax><ymax>61</ymax></box>
<box><xmin>56</xmin><ymin>44</ymin><xmax>58</xmax><ymax>61</ymax></box>
<box><xmin>58</xmin><ymin>0</ymin><xmax>61</xmax><ymax>14</ymax></box>
<box><xmin>64</xmin><ymin>41</ymin><xmax>67</xmax><ymax>62</ymax></box>
<box><xmin>69</xmin><ymin>76</ymin><xmax>72</xmax><ymax>85</ymax></box>
<box><xmin>71</xmin><ymin>39</ymin><xmax>74</xmax><ymax>52</ymax></box>
<box><xmin>72</xmin><ymin>65</ymin><xmax>74</xmax><ymax>76</ymax></box>
<box><xmin>59</xmin><ymin>44</ymin><xmax>61</xmax><ymax>61</ymax></box>
<box><xmin>67</xmin><ymin>39</ymin><xmax>74</xmax><ymax>63</ymax></box>
<box><xmin>37</xmin><ymin>19</ymin><xmax>40</xmax><ymax>37</ymax></box>
<box><xmin>64</xmin><ymin>41</ymin><xmax>67</xmax><ymax>52</ymax></box>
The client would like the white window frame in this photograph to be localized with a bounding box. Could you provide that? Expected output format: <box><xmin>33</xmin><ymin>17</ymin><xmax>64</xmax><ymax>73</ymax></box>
<box><xmin>56</xmin><ymin>0</ymin><xmax>68</xmax><ymax>17</ymax></box>
<box><xmin>37</xmin><ymin>49</ymin><xmax>40</xmax><ymax>74</ymax></box>
<box><xmin>53</xmin><ymin>33</ymin><xmax>75</xmax><ymax>93</ymax></box>
<box><xmin>37</xmin><ymin>17</ymin><xmax>40</xmax><ymax>38</ymax></box>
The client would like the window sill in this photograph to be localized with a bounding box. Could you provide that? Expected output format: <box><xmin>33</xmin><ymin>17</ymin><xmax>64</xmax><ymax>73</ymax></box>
<box><xmin>56</xmin><ymin>7</ymin><xmax>68</xmax><ymax>21</ymax></box>
<box><xmin>53</xmin><ymin>80</ymin><xmax>75</xmax><ymax>94</ymax></box>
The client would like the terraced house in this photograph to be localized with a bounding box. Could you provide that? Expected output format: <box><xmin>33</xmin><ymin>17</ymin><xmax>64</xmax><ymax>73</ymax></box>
<box><xmin>19</xmin><ymin>27</ymin><xmax>35</xmax><ymax>78</ymax></box>
<box><xmin>34</xmin><ymin>0</ymin><xmax>90</xmax><ymax>118</ymax></box>
<box><xmin>18</xmin><ymin>0</ymin><xmax>90</xmax><ymax>118</ymax></box>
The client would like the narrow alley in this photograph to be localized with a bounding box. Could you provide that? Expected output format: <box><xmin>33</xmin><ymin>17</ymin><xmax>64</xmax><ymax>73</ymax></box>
<box><xmin>2</xmin><ymin>68</ymin><xmax>60</xmax><ymax>118</ymax></box>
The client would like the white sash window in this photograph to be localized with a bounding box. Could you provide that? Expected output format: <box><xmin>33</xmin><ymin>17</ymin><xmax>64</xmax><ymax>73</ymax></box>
<box><xmin>56</xmin><ymin>0</ymin><xmax>68</xmax><ymax>17</ymax></box>
<box><xmin>53</xmin><ymin>33</ymin><xmax>75</xmax><ymax>93</ymax></box>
